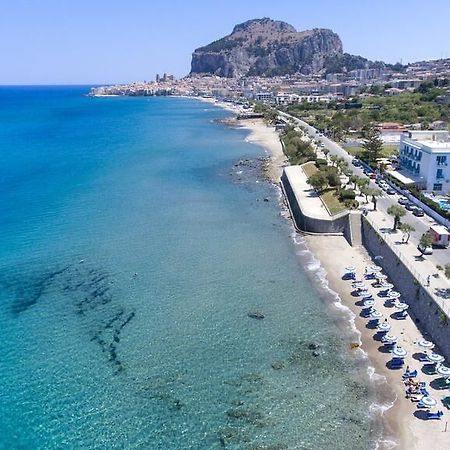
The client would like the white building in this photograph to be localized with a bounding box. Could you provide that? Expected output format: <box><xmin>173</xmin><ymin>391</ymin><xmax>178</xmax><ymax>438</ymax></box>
<box><xmin>398</xmin><ymin>131</ymin><xmax>450</xmax><ymax>192</ymax></box>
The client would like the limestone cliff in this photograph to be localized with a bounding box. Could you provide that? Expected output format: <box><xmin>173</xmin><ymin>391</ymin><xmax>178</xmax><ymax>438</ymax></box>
<box><xmin>190</xmin><ymin>18</ymin><xmax>343</xmax><ymax>77</ymax></box>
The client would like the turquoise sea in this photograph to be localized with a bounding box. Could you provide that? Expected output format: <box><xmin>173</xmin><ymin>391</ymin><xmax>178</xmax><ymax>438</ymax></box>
<box><xmin>0</xmin><ymin>87</ymin><xmax>377</xmax><ymax>449</ymax></box>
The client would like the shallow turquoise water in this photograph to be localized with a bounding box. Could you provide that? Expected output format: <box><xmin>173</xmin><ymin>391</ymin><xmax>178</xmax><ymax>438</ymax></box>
<box><xmin>0</xmin><ymin>87</ymin><xmax>374</xmax><ymax>449</ymax></box>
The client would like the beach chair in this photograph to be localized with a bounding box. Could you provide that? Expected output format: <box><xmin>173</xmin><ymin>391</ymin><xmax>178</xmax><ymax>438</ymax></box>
<box><xmin>419</xmin><ymin>382</ymin><xmax>430</xmax><ymax>397</ymax></box>
<box><xmin>426</xmin><ymin>410</ymin><xmax>443</xmax><ymax>420</ymax></box>
<box><xmin>402</xmin><ymin>369</ymin><xmax>418</xmax><ymax>379</ymax></box>
<box><xmin>390</xmin><ymin>358</ymin><xmax>404</xmax><ymax>368</ymax></box>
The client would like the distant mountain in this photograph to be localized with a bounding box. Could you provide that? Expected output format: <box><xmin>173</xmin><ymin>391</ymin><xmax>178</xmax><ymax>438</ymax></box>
<box><xmin>190</xmin><ymin>18</ymin><xmax>344</xmax><ymax>77</ymax></box>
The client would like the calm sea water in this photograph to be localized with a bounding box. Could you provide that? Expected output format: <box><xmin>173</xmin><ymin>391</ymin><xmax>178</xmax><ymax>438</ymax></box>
<box><xmin>0</xmin><ymin>87</ymin><xmax>374</xmax><ymax>449</ymax></box>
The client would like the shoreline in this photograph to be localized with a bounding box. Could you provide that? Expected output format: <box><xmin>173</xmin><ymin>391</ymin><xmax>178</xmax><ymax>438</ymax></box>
<box><xmin>203</xmin><ymin>96</ymin><xmax>449</xmax><ymax>449</ymax></box>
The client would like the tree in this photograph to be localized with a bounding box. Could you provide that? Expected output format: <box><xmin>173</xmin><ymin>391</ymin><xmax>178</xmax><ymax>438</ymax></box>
<box><xmin>418</xmin><ymin>232</ymin><xmax>434</xmax><ymax>256</ymax></box>
<box><xmin>360</xmin><ymin>186</ymin><xmax>371</xmax><ymax>203</ymax></box>
<box><xmin>323</xmin><ymin>148</ymin><xmax>330</xmax><ymax>159</ymax></box>
<box><xmin>307</xmin><ymin>172</ymin><xmax>328</xmax><ymax>193</ymax></box>
<box><xmin>325</xmin><ymin>168</ymin><xmax>341</xmax><ymax>188</ymax></box>
<box><xmin>350</xmin><ymin>174</ymin><xmax>360</xmax><ymax>189</ymax></box>
<box><xmin>361</xmin><ymin>124</ymin><xmax>383</xmax><ymax>164</ymax></box>
<box><xmin>371</xmin><ymin>188</ymin><xmax>383</xmax><ymax>211</ymax></box>
<box><xmin>398</xmin><ymin>222</ymin><xmax>415</xmax><ymax>244</ymax></box>
<box><xmin>445</xmin><ymin>264</ymin><xmax>450</xmax><ymax>279</ymax></box>
<box><xmin>356</xmin><ymin>176</ymin><xmax>369</xmax><ymax>193</ymax></box>
<box><xmin>330</xmin><ymin>155</ymin><xmax>339</xmax><ymax>167</ymax></box>
<box><xmin>387</xmin><ymin>205</ymin><xmax>406</xmax><ymax>231</ymax></box>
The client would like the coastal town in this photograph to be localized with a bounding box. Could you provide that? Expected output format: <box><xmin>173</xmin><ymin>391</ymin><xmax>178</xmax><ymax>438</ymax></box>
<box><xmin>90</xmin><ymin>50</ymin><xmax>450</xmax><ymax>448</ymax></box>
<box><xmin>5</xmin><ymin>6</ymin><xmax>450</xmax><ymax>449</ymax></box>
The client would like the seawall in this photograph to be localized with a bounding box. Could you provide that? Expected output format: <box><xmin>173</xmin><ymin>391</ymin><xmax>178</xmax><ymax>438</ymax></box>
<box><xmin>280</xmin><ymin>169</ymin><xmax>357</xmax><ymax>245</ymax></box>
<box><xmin>362</xmin><ymin>216</ymin><xmax>450</xmax><ymax>359</ymax></box>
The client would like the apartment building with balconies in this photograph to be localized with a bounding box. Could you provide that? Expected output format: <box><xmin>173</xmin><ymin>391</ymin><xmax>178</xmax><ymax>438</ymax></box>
<box><xmin>399</xmin><ymin>131</ymin><xmax>450</xmax><ymax>192</ymax></box>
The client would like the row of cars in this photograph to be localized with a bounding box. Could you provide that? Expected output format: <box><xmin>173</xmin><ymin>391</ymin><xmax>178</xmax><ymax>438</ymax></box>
<box><xmin>398</xmin><ymin>196</ymin><xmax>425</xmax><ymax>217</ymax></box>
<box><xmin>352</xmin><ymin>159</ymin><xmax>426</xmax><ymax>216</ymax></box>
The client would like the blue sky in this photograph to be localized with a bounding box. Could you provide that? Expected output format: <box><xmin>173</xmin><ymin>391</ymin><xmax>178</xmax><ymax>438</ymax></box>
<box><xmin>2</xmin><ymin>0</ymin><xmax>450</xmax><ymax>84</ymax></box>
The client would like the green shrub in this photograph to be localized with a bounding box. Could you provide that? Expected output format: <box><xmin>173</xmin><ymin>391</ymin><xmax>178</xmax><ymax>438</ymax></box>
<box><xmin>315</xmin><ymin>158</ymin><xmax>328</xmax><ymax>168</ymax></box>
<box><xmin>340</xmin><ymin>190</ymin><xmax>356</xmax><ymax>200</ymax></box>
<box><xmin>344</xmin><ymin>199</ymin><xmax>359</xmax><ymax>209</ymax></box>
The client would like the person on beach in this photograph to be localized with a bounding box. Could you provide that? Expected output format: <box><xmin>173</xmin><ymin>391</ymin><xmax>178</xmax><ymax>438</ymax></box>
<box><xmin>426</xmin><ymin>275</ymin><xmax>431</xmax><ymax>287</ymax></box>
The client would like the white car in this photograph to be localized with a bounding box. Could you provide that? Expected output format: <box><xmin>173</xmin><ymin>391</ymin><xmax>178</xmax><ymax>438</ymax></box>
<box><xmin>417</xmin><ymin>244</ymin><xmax>433</xmax><ymax>255</ymax></box>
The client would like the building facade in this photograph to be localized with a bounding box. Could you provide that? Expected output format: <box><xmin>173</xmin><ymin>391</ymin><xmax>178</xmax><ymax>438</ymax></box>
<box><xmin>399</xmin><ymin>131</ymin><xmax>450</xmax><ymax>192</ymax></box>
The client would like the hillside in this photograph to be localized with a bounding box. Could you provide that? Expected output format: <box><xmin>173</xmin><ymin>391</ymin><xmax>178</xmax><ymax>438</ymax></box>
<box><xmin>190</xmin><ymin>18</ymin><xmax>344</xmax><ymax>77</ymax></box>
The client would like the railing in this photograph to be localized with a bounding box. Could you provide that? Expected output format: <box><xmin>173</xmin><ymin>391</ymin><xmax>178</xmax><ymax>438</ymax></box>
<box><xmin>363</xmin><ymin>214</ymin><xmax>450</xmax><ymax>318</ymax></box>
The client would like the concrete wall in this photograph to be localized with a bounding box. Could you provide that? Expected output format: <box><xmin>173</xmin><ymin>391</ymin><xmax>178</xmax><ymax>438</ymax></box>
<box><xmin>362</xmin><ymin>217</ymin><xmax>450</xmax><ymax>359</ymax></box>
<box><xmin>281</xmin><ymin>171</ymin><xmax>355</xmax><ymax>245</ymax></box>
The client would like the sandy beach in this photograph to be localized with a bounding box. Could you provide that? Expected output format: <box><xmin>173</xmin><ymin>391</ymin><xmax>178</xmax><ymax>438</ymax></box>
<box><xmin>305</xmin><ymin>235</ymin><xmax>450</xmax><ymax>450</ymax></box>
<box><xmin>202</xmin><ymin>96</ymin><xmax>450</xmax><ymax>449</ymax></box>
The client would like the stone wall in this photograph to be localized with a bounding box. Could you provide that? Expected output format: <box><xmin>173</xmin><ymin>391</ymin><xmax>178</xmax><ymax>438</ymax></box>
<box><xmin>281</xmin><ymin>171</ymin><xmax>355</xmax><ymax>245</ymax></box>
<box><xmin>362</xmin><ymin>217</ymin><xmax>450</xmax><ymax>359</ymax></box>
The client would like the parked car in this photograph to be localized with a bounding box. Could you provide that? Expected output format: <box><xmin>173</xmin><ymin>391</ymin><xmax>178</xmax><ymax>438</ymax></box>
<box><xmin>405</xmin><ymin>202</ymin><xmax>416</xmax><ymax>211</ymax></box>
<box><xmin>369</xmin><ymin>173</ymin><xmax>377</xmax><ymax>180</ymax></box>
<box><xmin>413</xmin><ymin>207</ymin><xmax>425</xmax><ymax>217</ymax></box>
<box><xmin>386</xmin><ymin>187</ymin><xmax>396</xmax><ymax>195</ymax></box>
<box><xmin>417</xmin><ymin>243</ymin><xmax>433</xmax><ymax>255</ymax></box>
<box><xmin>398</xmin><ymin>196</ymin><xmax>409</xmax><ymax>205</ymax></box>
<box><xmin>352</xmin><ymin>159</ymin><xmax>360</xmax><ymax>166</ymax></box>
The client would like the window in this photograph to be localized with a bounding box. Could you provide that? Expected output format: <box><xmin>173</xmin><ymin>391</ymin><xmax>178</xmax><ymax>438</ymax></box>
<box><xmin>433</xmin><ymin>183</ymin><xmax>443</xmax><ymax>191</ymax></box>
<box><xmin>436</xmin><ymin>155</ymin><xmax>447</xmax><ymax>166</ymax></box>
<box><xmin>436</xmin><ymin>168</ymin><xmax>444</xmax><ymax>179</ymax></box>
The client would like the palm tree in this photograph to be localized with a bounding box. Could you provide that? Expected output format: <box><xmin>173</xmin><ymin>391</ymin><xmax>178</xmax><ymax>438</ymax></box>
<box><xmin>398</xmin><ymin>222</ymin><xmax>415</xmax><ymax>243</ymax></box>
<box><xmin>387</xmin><ymin>205</ymin><xmax>406</xmax><ymax>231</ymax></box>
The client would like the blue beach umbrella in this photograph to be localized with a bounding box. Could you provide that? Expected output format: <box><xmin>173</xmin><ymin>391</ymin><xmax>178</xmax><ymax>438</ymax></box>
<box><xmin>418</xmin><ymin>339</ymin><xmax>434</xmax><ymax>350</ymax></box>
<box><xmin>370</xmin><ymin>310</ymin><xmax>383</xmax><ymax>320</ymax></box>
<box><xmin>427</xmin><ymin>353</ymin><xmax>445</xmax><ymax>364</ymax></box>
<box><xmin>436</xmin><ymin>365</ymin><xmax>450</xmax><ymax>377</ymax></box>
<box><xmin>420</xmin><ymin>396</ymin><xmax>437</xmax><ymax>408</ymax></box>
<box><xmin>377</xmin><ymin>321</ymin><xmax>391</xmax><ymax>332</ymax></box>
<box><xmin>392</xmin><ymin>346</ymin><xmax>407</xmax><ymax>358</ymax></box>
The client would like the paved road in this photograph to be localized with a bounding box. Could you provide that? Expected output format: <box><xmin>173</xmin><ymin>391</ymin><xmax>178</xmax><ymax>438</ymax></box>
<box><xmin>279</xmin><ymin>112</ymin><xmax>450</xmax><ymax>269</ymax></box>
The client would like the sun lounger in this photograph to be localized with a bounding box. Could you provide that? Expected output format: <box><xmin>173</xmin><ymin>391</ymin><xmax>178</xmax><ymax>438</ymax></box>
<box><xmin>390</xmin><ymin>358</ymin><xmax>404</xmax><ymax>368</ymax></box>
<box><xmin>426</xmin><ymin>410</ymin><xmax>443</xmax><ymax>420</ymax></box>
<box><xmin>402</xmin><ymin>370</ymin><xmax>418</xmax><ymax>379</ymax></box>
